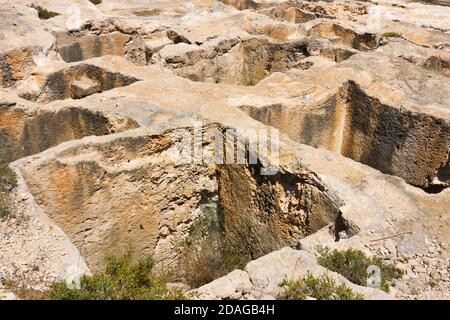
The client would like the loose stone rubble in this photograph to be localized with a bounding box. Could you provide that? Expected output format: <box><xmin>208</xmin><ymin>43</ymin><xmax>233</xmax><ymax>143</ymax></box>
<box><xmin>0</xmin><ymin>0</ymin><xmax>449</xmax><ymax>300</ymax></box>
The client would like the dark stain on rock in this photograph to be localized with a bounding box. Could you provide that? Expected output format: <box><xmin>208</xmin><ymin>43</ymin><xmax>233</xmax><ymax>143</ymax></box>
<box><xmin>0</xmin><ymin>54</ymin><xmax>14</xmax><ymax>87</ymax></box>
<box><xmin>59</xmin><ymin>42</ymin><xmax>84</xmax><ymax>63</ymax></box>
<box><xmin>20</xmin><ymin>64</ymin><xmax>140</xmax><ymax>103</ymax></box>
<box><xmin>341</xmin><ymin>81</ymin><xmax>450</xmax><ymax>190</ymax></box>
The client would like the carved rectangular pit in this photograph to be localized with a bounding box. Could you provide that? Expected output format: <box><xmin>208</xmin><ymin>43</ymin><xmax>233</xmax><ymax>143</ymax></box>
<box><xmin>159</xmin><ymin>37</ymin><xmax>310</xmax><ymax>86</ymax></box>
<box><xmin>240</xmin><ymin>81</ymin><xmax>450</xmax><ymax>191</ymax></box>
<box><xmin>56</xmin><ymin>32</ymin><xmax>131</xmax><ymax>63</ymax></box>
<box><xmin>19</xmin><ymin>64</ymin><xmax>140</xmax><ymax>103</ymax></box>
<box><xmin>16</xmin><ymin>124</ymin><xmax>342</xmax><ymax>274</ymax></box>
<box><xmin>0</xmin><ymin>104</ymin><xmax>138</xmax><ymax>163</ymax></box>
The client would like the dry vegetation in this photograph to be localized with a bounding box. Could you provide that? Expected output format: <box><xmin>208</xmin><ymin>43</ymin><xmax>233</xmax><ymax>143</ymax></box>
<box><xmin>316</xmin><ymin>246</ymin><xmax>404</xmax><ymax>292</ymax></box>
<box><xmin>0</xmin><ymin>161</ymin><xmax>17</xmax><ymax>218</ymax></box>
<box><xmin>279</xmin><ymin>273</ymin><xmax>364</xmax><ymax>300</ymax></box>
<box><xmin>30</xmin><ymin>4</ymin><xmax>59</xmax><ymax>20</ymax></box>
<box><xmin>48</xmin><ymin>250</ymin><xmax>186</xmax><ymax>300</ymax></box>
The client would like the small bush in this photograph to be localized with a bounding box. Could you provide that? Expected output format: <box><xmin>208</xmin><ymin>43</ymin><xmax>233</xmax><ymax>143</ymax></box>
<box><xmin>180</xmin><ymin>205</ymin><xmax>248</xmax><ymax>288</ymax></box>
<box><xmin>0</xmin><ymin>161</ymin><xmax>16</xmax><ymax>191</ymax></box>
<box><xmin>0</xmin><ymin>206</ymin><xmax>8</xmax><ymax>219</ymax></box>
<box><xmin>30</xmin><ymin>4</ymin><xmax>59</xmax><ymax>20</ymax></box>
<box><xmin>316</xmin><ymin>246</ymin><xmax>403</xmax><ymax>292</ymax></box>
<box><xmin>47</xmin><ymin>250</ymin><xmax>186</xmax><ymax>300</ymax></box>
<box><xmin>0</xmin><ymin>161</ymin><xmax>17</xmax><ymax>218</ymax></box>
<box><xmin>89</xmin><ymin>0</ymin><xmax>102</xmax><ymax>5</ymax></box>
<box><xmin>3</xmin><ymin>279</ymin><xmax>46</xmax><ymax>300</ymax></box>
<box><xmin>279</xmin><ymin>273</ymin><xmax>364</xmax><ymax>300</ymax></box>
<box><xmin>381</xmin><ymin>32</ymin><xmax>402</xmax><ymax>38</ymax></box>
<box><xmin>181</xmin><ymin>239</ymin><xmax>246</xmax><ymax>288</ymax></box>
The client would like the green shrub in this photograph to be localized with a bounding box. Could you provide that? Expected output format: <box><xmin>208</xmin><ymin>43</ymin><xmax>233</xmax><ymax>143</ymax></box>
<box><xmin>279</xmin><ymin>273</ymin><xmax>364</xmax><ymax>300</ymax></box>
<box><xmin>181</xmin><ymin>238</ymin><xmax>246</xmax><ymax>288</ymax></box>
<box><xmin>0</xmin><ymin>161</ymin><xmax>16</xmax><ymax>191</ymax></box>
<box><xmin>30</xmin><ymin>4</ymin><xmax>59</xmax><ymax>20</ymax></box>
<box><xmin>2</xmin><ymin>278</ymin><xmax>46</xmax><ymax>300</ymax></box>
<box><xmin>0</xmin><ymin>160</ymin><xmax>17</xmax><ymax>218</ymax></box>
<box><xmin>316</xmin><ymin>246</ymin><xmax>403</xmax><ymax>292</ymax></box>
<box><xmin>48</xmin><ymin>250</ymin><xmax>186</xmax><ymax>300</ymax></box>
<box><xmin>180</xmin><ymin>205</ymin><xmax>248</xmax><ymax>288</ymax></box>
<box><xmin>89</xmin><ymin>0</ymin><xmax>102</xmax><ymax>5</ymax></box>
<box><xmin>381</xmin><ymin>32</ymin><xmax>402</xmax><ymax>38</ymax></box>
<box><xmin>0</xmin><ymin>199</ymin><xmax>8</xmax><ymax>218</ymax></box>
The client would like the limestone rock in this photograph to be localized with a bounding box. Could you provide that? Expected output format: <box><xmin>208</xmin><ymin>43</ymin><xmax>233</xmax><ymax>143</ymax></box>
<box><xmin>397</xmin><ymin>231</ymin><xmax>429</xmax><ymax>259</ymax></box>
<box><xmin>71</xmin><ymin>76</ymin><xmax>101</xmax><ymax>98</ymax></box>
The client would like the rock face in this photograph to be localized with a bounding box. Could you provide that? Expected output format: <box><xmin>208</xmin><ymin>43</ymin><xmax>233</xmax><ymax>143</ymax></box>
<box><xmin>0</xmin><ymin>3</ymin><xmax>54</xmax><ymax>87</ymax></box>
<box><xmin>0</xmin><ymin>99</ymin><xmax>137</xmax><ymax>163</ymax></box>
<box><xmin>242</xmin><ymin>79</ymin><xmax>450</xmax><ymax>190</ymax></box>
<box><xmin>0</xmin><ymin>0</ymin><xmax>449</xmax><ymax>300</ymax></box>
<box><xmin>218</xmin><ymin>160</ymin><xmax>341</xmax><ymax>259</ymax></box>
<box><xmin>13</xmin><ymin>123</ymin><xmax>342</xmax><ymax>272</ymax></box>
<box><xmin>56</xmin><ymin>32</ymin><xmax>131</xmax><ymax>63</ymax></box>
<box><xmin>17</xmin><ymin>126</ymin><xmax>220</xmax><ymax>272</ymax></box>
<box><xmin>339</xmin><ymin>82</ymin><xmax>450</xmax><ymax>190</ymax></box>
<box><xmin>18</xmin><ymin>62</ymin><xmax>140</xmax><ymax>103</ymax></box>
